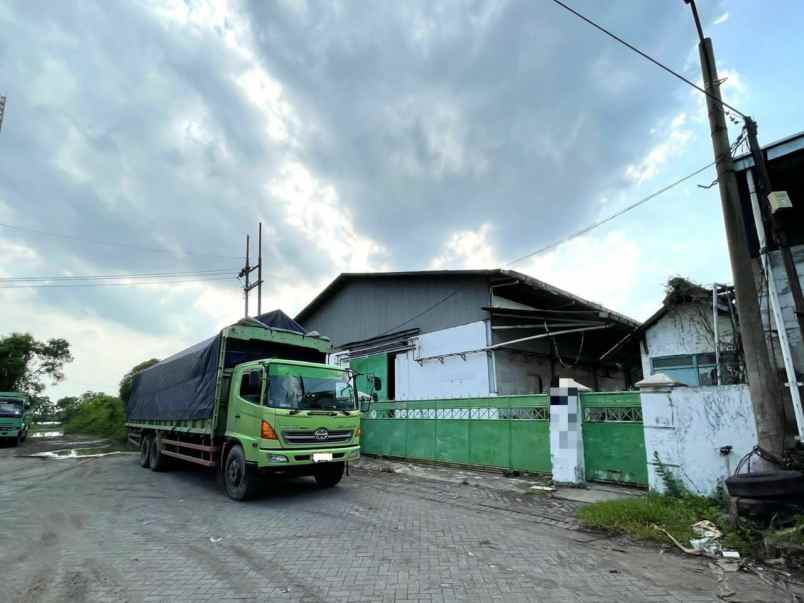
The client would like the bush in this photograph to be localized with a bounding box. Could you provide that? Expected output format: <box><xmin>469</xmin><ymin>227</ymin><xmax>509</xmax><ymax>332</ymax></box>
<box><xmin>63</xmin><ymin>393</ymin><xmax>127</xmax><ymax>442</ymax></box>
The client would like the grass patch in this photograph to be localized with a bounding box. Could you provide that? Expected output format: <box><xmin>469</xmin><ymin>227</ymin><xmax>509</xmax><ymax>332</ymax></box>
<box><xmin>64</xmin><ymin>394</ymin><xmax>127</xmax><ymax>442</ymax></box>
<box><xmin>577</xmin><ymin>493</ymin><xmax>723</xmax><ymax>544</ymax></box>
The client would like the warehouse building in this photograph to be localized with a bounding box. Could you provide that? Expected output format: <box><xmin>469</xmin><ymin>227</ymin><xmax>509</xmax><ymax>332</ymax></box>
<box><xmin>295</xmin><ymin>269</ymin><xmax>642</xmax><ymax>400</ymax></box>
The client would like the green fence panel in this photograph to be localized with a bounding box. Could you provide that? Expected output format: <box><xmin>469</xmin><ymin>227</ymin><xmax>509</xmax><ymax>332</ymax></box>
<box><xmin>580</xmin><ymin>391</ymin><xmax>648</xmax><ymax>486</ymax></box>
<box><xmin>510</xmin><ymin>421</ymin><xmax>551</xmax><ymax>473</ymax></box>
<box><xmin>361</xmin><ymin>395</ymin><xmax>550</xmax><ymax>473</ymax></box>
<box><xmin>468</xmin><ymin>421</ymin><xmax>510</xmax><ymax>467</ymax></box>
<box><xmin>406</xmin><ymin>419</ymin><xmax>436</xmax><ymax>460</ymax></box>
<box><xmin>434</xmin><ymin>420</ymin><xmax>470</xmax><ymax>464</ymax></box>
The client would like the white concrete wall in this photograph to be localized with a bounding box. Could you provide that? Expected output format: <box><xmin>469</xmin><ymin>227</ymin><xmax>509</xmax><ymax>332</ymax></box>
<box><xmin>641</xmin><ymin>304</ymin><xmax>735</xmax><ymax>376</ymax></box>
<box><xmin>395</xmin><ymin>321</ymin><xmax>491</xmax><ymax>400</ymax></box>
<box><xmin>640</xmin><ymin>383</ymin><xmax>757</xmax><ymax>495</ymax></box>
<box><xmin>760</xmin><ymin>245</ymin><xmax>804</xmax><ymax>373</ymax></box>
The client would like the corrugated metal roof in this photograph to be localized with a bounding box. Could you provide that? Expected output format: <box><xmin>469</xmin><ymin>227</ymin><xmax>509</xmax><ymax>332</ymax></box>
<box><xmin>295</xmin><ymin>268</ymin><xmax>640</xmax><ymax>328</ymax></box>
<box><xmin>734</xmin><ymin>130</ymin><xmax>804</xmax><ymax>171</ymax></box>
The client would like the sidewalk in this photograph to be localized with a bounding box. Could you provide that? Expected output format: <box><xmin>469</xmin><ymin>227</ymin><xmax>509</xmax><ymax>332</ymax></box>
<box><xmin>355</xmin><ymin>455</ymin><xmax>645</xmax><ymax>504</ymax></box>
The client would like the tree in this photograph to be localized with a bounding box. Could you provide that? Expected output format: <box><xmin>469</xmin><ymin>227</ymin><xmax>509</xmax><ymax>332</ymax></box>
<box><xmin>119</xmin><ymin>358</ymin><xmax>160</xmax><ymax>407</ymax></box>
<box><xmin>30</xmin><ymin>395</ymin><xmax>56</xmax><ymax>420</ymax></box>
<box><xmin>56</xmin><ymin>395</ymin><xmax>82</xmax><ymax>422</ymax></box>
<box><xmin>0</xmin><ymin>333</ymin><xmax>73</xmax><ymax>394</ymax></box>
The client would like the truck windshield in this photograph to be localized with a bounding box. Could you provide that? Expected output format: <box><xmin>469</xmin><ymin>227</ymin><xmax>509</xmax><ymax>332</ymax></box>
<box><xmin>268</xmin><ymin>376</ymin><xmax>355</xmax><ymax>411</ymax></box>
<box><xmin>0</xmin><ymin>401</ymin><xmax>23</xmax><ymax>417</ymax></box>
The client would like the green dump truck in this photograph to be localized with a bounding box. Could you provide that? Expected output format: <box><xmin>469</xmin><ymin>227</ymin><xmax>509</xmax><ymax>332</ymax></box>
<box><xmin>0</xmin><ymin>391</ymin><xmax>32</xmax><ymax>446</ymax></box>
<box><xmin>126</xmin><ymin>311</ymin><xmax>374</xmax><ymax>500</ymax></box>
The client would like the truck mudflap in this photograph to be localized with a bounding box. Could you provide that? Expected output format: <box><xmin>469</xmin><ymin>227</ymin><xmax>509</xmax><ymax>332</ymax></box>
<box><xmin>256</xmin><ymin>445</ymin><xmax>360</xmax><ymax>469</ymax></box>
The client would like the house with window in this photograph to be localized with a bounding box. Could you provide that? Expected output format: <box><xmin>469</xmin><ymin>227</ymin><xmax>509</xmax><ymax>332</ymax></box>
<box><xmin>634</xmin><ymin>279</ymin><xmax>743</xmax><ymax>387</ymax></box>
<box><xmin>294</xmin><ymin>269</ymin><xmax>643</xmax><ymax>400</ymax></box>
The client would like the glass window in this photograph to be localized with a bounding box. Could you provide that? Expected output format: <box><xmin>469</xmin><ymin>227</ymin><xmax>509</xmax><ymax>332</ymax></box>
<box><xmin>0</xmin><ymin>400</ymin><xmax>23</xmax><ymax>417</ymax></box>
<box><xmin>652</xmin><ymin>355</ymin><xmax>694</xmax><ymax>369</ymax></box>
<box><xmin>239</xmin><ymin>371</ymin><xmax>262</xmax><ymax>404</ymax></box>
<box><xmin>267</xmin><ymin>374</ymin><xmax>355</xmax><ymax>411</ymax></box>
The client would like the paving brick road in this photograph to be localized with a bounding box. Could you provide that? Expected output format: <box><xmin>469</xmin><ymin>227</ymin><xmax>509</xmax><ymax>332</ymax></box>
<box><xmin>0</xmin><ymin>439</ymin><xmax>794</xmax><ymax>602</ymax></box>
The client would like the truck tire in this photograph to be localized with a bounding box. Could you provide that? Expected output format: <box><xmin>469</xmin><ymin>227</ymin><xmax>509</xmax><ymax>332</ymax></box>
<box><xmin>139</xmin><ymin>436</ymin><xmax>151</xmax><ymax>468</ymax></box>
<box><xmin>13</xmin><ymin>432</ymin><xmax>21</xmax><ymax>447</ymax></box>
<box><xmin>223</xmin><ymin>445</ymin><xmax>258</xmax><ymax>501</ymax></box>
<box><xmin>725</xmin><ymin>471</ymin><xmax>804</xmax><ymax>499</ymax></box>
<box><xmin>148</xmin><ymin>434</ymin><xmax>167</xmax><ymax>471</ymax></box>
<box><xmin>314</xmin><ymin>462</ymin><xmax>345</xmax><ymax>488</ymax></box>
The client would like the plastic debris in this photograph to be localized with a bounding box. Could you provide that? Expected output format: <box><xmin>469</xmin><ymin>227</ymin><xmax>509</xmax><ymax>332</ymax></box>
<box><xmin>209</xmin><ymin>537</ymin><xmax>223</xmax><ymax>543</ymax></box>
<box><xmin>689</xmin><ymin>520</ymin><xmax>723</xmax><ymax>556</ymax></box>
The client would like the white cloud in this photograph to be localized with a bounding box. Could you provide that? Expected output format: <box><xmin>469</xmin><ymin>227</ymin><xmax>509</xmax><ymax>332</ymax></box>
<box><xmin>625</xmin><ymin>112</ymin><xmax>694</xmax><ymax>184</ymax></box>
<box><xmin>429</xmin><ymin>225</ymin><xmax>643</xmax><ymax>318</ymax></box>
<box><xmin>714</xmin><ymin>13</ymin><xmax>729</xmax><ymax>25</ymax></box>
<box><xmin>269</xmin><ymin>161</ymin><xmax>387</xmax><ymax>272</ymax></box>
<box><xmin>430</xmin><ymin>223</ymin><xmax>496</xmax><ymax>269</ymax></box>
<box><xmin>520</xmin><ymin>231</ymin><xmax>641</xmax><ymax>315</ymax></box>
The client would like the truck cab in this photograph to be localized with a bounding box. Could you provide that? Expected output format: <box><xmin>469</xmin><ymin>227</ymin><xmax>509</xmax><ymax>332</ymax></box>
<box><xmin>222</xmin><ymin>360</ymin><xmax>362</xmax><ymax>497</ymax></box>
<box><xmin>0</xmin><ymin>392</ymin><xmax>31</xmax><ymax>446</ymax></box>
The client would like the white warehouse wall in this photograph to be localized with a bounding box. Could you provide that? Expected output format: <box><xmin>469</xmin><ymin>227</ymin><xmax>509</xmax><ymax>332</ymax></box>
<box><xmin>641</xmin><ymin>305</ymin><xmax>734</xmax><ymax>377</ymax></box>
<box><xmin>395</xmin><ymin>321</ymin><xmax>491</xmax><ymax>400</ymax></box>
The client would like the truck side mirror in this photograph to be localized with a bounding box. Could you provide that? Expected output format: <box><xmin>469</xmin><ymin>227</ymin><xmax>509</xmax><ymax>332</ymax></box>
<box><xmin>373</xmin><ymin>376</ymin><xmax>382</xmax><ymax>391</ymax></box>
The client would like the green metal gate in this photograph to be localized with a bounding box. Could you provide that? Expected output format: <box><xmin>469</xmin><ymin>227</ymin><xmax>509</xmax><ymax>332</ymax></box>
<box><xmin>580</xmin><ymin>392</ymin><xmax>648</xmax><ymax>486</ymax></box>
<box><xmin>361</xmin><ymin>395</ymin><xmax>551</xmax><ymax>473</ymax></box>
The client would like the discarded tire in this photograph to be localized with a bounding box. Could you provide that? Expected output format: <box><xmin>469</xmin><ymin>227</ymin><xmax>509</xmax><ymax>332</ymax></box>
<box><xmin>725</xmin><ymin>470</ymin><xmax>804</xmax><ymax>499</ymax></box>
<box><xmin>736</xmin><ymin>496</ymin><xmax>801</xmax><ymax>517</ymax></box>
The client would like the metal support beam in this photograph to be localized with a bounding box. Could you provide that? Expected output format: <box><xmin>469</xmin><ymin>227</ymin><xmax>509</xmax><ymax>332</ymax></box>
<box><xmin>747</xmin><ymin>170</ymin><xmax>804</xmax><ymax>441</ymax></box>
<box><xmin>486</xmin><ymin>324</ymin><xmax>609</xmax><ymax>351</ymax></box>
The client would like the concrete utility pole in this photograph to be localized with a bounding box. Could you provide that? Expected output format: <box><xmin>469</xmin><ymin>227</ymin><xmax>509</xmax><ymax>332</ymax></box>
<box><xmin>238</xmin><ymin>226</ymin><xmax>263</xmax><ymax>319</ymax></box>
<box><xmin>257</xmin><ymin>222</ymin><xmax>263</xmax><ymax>315</ymax></box>
<box><xmin>685</xmin><ymin>0</ymin><xmax>785</xmax><ymax>455</ymax></box>
<box><xmin>0</xmin><ymin>96</ymin><xmax>6</xmax><ymax>132</ymax></box>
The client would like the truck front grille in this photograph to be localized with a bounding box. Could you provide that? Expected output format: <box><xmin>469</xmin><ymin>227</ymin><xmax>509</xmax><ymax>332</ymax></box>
<box><xmin>282</xmin><ymin>429</ymin><xmax>353</xmax><ymax>446</ymax></box>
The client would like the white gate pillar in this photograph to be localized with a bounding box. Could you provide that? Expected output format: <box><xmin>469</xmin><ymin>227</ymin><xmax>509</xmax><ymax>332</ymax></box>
<box><xmin>549</xmin><ymin>378</ymin><xmax>590</xmax><ymax>484</ymax></box>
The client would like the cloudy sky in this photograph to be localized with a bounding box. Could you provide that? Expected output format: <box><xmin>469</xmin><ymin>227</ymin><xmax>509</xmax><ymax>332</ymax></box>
<box><xmin>1</xmin><ymin>0</ymin><xmax>802</xmax><ymax>400</ymax></box>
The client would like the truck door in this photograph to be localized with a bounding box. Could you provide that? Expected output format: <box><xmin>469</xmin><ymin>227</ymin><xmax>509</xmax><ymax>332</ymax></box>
<box><xmin>227</xmin><ymin>368</ymin><xmax>264</xmax><ymax>448</ymax></box>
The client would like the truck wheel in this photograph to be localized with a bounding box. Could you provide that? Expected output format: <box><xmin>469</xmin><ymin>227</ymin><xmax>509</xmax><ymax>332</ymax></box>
<box><xmin>148</xmin><ymin>434</ymin><xmax>167</xmax><ymax>471</ymax></box>
<box><xmin>224</xmin><ymin>445</ymin><xmax>258</xmax><ymax>501</ymax></box>
<box><xmin>314</xmin><ymin>462</ymin><xmax>345</xmax><ymax>488</ymax></box>
<box><xmin>139</xmin><ymin>436</ymin><xmax>151</xmax><ymax>467</ymax></box>
<box><xmin>14</xmin><ymin>433</ymin><xmax>21</xmax><ymax>447</ymax></box>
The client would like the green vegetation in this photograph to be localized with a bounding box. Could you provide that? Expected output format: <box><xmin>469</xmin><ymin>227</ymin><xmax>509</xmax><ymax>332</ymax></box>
<box><xmin>577</xmin><ymin>454</ymin><xmax>759</xmax><ymax>555</ymax></box>
<box><xmin>0</xmin><ymin>333</ymin><xmax>73</xmax><ymax>394</ymax></box>
<box><xmin>577</xmin><ymin>493</ymin><xmax>722</xmax><ymax>544</ymax></box>
<box><xmin>64</xmin><ymin>393</ymin><xmax>127</xmax><ymax>442</ymax></box>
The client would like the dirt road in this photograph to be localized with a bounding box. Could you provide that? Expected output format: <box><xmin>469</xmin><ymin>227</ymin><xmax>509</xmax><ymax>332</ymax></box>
<box><xmin>1</xmin><ymin>433</ymin><xmax>797</xmax><ymax>602</ymax></box>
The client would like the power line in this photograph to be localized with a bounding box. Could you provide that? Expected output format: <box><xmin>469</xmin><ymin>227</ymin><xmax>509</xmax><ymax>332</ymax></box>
<box><xmin>0</xmin><ymin>222</ymin><xmax>244</xmax><ymax>260</ymax></box>
<box><xmin>547</xmin><ymin>0</ymin><xmax>746</xmax><ymax>118</ymax></box>
<box><xmin>0</xmin><ymin>276</ymin><xmax>238</xmax><ymax>289</ymax></box>
<box><xmin>504</xmin><ymin>160</ymin><xmax>716</xmax><ymax>266</ymax></box>
<box><xmin>373</xmin><ymin>159</ymin><xmax>722</xmax><ymax>334</ymax></box>
<box><xmin>0</xmin><ymin>268</ymin><xmax>237</xmax><ymax>282</ymax></box>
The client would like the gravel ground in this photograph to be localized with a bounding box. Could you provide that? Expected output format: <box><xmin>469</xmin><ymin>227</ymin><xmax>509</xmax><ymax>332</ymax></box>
<box><xmin>1</xmin><ymin>434</ymin><xmax>798</xmax><ymax>602</ymax></box>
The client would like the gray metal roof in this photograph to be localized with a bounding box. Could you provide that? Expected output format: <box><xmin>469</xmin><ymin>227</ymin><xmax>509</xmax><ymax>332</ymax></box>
<box><xmin>734</xmin><ymin>130</ymin><xmax>804</xmax><ymax>171</ymax></box>
<box><xmin>295</xmin><ymin>268</ymin><xmax>639</xmax><ymax>328</ymax></box>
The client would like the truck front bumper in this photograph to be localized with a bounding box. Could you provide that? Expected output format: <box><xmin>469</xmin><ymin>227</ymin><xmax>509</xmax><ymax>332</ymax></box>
<box><xmin>256</xmin><ymin>445</ymin><xmax>360</xmax><ymax>468</ymax></box>
<box><xmin>0</xmin><ymin>427</ymin><xmax>20</xmax><ymax>438</ymax></box>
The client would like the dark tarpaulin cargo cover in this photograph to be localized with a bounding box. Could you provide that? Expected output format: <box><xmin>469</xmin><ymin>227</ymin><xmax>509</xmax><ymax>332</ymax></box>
<box><xmin>254</xmin><ymin>309</ymin><xmax>305</xmax><ymax>333</ymax></box>
<box><xmin>127</xmin><ymin>310</ymin><xmax>306</xmax><ymax>421</ymax></box>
